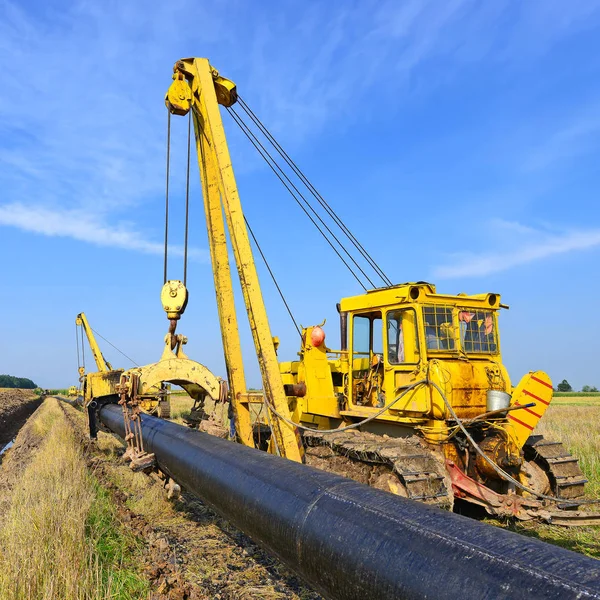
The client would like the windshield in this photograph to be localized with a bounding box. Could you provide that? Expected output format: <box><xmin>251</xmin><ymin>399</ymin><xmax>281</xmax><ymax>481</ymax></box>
<box><xmin>422</xmin><ymin>306</ymin><xmax>498</xmax><ymax>354</ymax></box>
<box><xmin>458</xmin><ymin>309</ymin><xmax>498</xmax><ymax>353</ymax></box>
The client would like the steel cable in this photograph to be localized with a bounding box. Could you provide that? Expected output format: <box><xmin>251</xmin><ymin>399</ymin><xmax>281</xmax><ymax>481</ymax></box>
<box><xmin>184</xmin><ymin>109</ymin><xmax>191</xmax><ymax>285</ymax></box>
<box><xmin>261</xmin><ymin>378</ymin><xmax>597</xmax><ymax>506</ymax></box>
<box><xmin>245</xmin><ymin>216</ymin><xmax>302</xmax><ymax>337</ymax></box>
<box><xmin>75</xmin><ymin>323</ymin><xmax>81</xmax><ymax>370</ymax></box>
<box><xmin>90</xmin><ymin>327</ymin><xmax>139</xmax><ymax>367</ymax></box>
<box><xmin>237</xmin><ymin>96</ymin><xmax>392</xmax><ymax>287</ymax></box>
<box><xmin>227</xmin><ymin>106</ymin><xmax>370</xmax><ymax>290</ymax></box>
<box><xmin>164</xmin><ymin>111</ymin><xmax>172</xmax><ymax>284</ymax></box>
<box><xmin>80</xmin><ymin>325</ymin><xmax>86</xmax><ymax>371</ymax></box>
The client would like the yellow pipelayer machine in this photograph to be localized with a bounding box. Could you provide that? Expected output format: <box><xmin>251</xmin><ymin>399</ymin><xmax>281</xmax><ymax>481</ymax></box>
<box><xmin>111</xmin><ymin>56</ymin><xmax>599</xmax><ymax>525</ymax></box>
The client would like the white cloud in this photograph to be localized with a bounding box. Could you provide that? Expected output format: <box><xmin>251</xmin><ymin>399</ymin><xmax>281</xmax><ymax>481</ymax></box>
<box><xmin>0</xmin><ymin>202</ymin><xmax>206</xmax><ymax>260</ymax></box>
<box><xmin>1</xmin><ymin>0</ymin><xmax>598</xmax><ymax>256</ymax></box>
<box><xmin>433</xmin><ymin>220</ymin><xmax>600</xmax><ymax>278</ymax></box>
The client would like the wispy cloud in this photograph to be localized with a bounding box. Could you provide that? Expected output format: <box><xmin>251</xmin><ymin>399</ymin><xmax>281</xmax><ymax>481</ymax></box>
<box><xmin>524</xmin><ymin>107</ymin><xmax>600</xmax><ymax>170</ymax></box>
<box><xmin>0</xmin><ymin>202</ymin><xmax>206</xmax><ymax>259</ymax></box>
<box><xmin>1</xmin><ymin>0</ymin><xmax>599</xmax><ymax>255</ymax></box>
<box><xmin>433</xmin><ymin>220</ymin><xmax>600</xmax><ymax>278</ymax></box>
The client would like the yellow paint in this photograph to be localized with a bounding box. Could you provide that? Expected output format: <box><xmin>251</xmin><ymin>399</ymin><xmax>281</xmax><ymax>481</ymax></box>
<box><xmin>76</xmin><ymin>312</ymin><xmax>112</xmax><ymax>372</ymax></box>
<box><xmin>508</xmin><ymin>371</ymin><xmax>553</xmax><ymax>447</ymax></box>
<box><xmin>163</xmin><ymin>58</ymin><xmax>555</xmax><ymax>491</ymax></box>
<box><xmin>166</xmin><ymin>58</ymin><xmax>302</xmax><ymax>461</ymax></box>
<box><xmin>280</xmin><ymin>281</ymin><xmax>550</xmax><ymax>452</ymax></box>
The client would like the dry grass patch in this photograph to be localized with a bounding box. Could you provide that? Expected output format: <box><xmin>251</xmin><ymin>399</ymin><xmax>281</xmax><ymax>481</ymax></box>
<box><xmin>0</xmin><ymin>398</ymin><xmax>148</xmax><ymax>599</ymax></box>
<box><xmin>487</xmin><ymin>400</ymin><xmax>600</xmax><ymax>557</ymax></box>
<box><xmin>535</xmin><ymin>404</ymin><xmax>600</xmax><ymax>499</ymax></box>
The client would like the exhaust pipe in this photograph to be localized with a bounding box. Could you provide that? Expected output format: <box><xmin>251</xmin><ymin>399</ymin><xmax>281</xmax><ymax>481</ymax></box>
<box><xmin>99</xmin><ymin>404</ymin><xmax>600</xmax><ymax>600</ymax></box>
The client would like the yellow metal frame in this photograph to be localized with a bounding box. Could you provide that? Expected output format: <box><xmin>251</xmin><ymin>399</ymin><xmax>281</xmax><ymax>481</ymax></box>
<box><xmin>76</xmin><ymin>312</ymin><xmax>112</xmax><ymax>373</ymax></box>
<box><xmin>163</xmin><ymin>58</ymin><xmax>554</xmax><ymax>498</ymax></box>
<box><xmin>281</xmin><ymin>281</ymin><xmax>552</xmax><ymax>458</ymax></box>
<box><xmin>166</xmin><ymin>58</ymin><xmax>302</xmax><ymax>461</ymax></box>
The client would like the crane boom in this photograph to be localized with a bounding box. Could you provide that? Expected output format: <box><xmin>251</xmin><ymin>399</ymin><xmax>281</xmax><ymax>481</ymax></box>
<box><xmin>75</xmin><ymin>312</ymin><xmax>112</xmax><ymax>372</ymax></box>
<box><xmin>166</xmin><ymin>58</ymin><xmax>302</xmax><ymax>461</ymax></box>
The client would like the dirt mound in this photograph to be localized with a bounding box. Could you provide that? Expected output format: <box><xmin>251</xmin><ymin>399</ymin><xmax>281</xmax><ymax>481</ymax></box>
<box><xmin>0</xmin><ymin>389</ymin><xmax>41</xmax><ymax>450</ymax></box>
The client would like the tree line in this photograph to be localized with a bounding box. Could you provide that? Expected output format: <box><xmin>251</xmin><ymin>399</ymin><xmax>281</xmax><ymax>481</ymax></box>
<box><xmin>0</xmin><ymin>374</ymin><xmax>38</xmax><ymax>389</ymax></box>
<box><xmin>556</xmin><ymin>380</ymin><xmax>598</xmax><ymax>393</ymax></box>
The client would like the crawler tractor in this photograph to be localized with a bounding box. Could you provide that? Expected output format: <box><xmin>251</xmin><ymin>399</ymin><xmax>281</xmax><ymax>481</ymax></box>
<box><xmin>278</xmin><ymin>285</ymin><xmax>591</xmax><ymax>522</ymax></box>
<box><xmin>98</xmin><ymin>56</ymin><xmax>598</xmax><ymax>525</ymax></box>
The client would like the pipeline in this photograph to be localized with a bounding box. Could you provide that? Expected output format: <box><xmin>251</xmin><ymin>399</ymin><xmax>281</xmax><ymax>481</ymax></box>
<box><xmin>99</xmin><ymin>404</ymin><xmax>600</xmax><ymax>600</ymax></box>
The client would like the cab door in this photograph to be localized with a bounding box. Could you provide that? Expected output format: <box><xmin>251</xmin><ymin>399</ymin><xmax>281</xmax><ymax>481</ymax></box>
<box><xmin>384</xmin><ymin>308</ymin><xmax>429</xmax><ymax>415</ymax></box>
<box><xmin>349</xmin><ymin>311</ymin><xmax>383</xmax><ymax>408</ymax></box>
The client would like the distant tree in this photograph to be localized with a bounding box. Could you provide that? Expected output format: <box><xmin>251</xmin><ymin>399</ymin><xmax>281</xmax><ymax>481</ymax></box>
<box><xmin>0</xmin><ymin>374</ymin><xmax>37</xmax><ymax>389</ymax></box>
<box><xmin>582</xmin><ymin>385</ymin><xmax>592</xmax><ymax>393</ymax></box>
<box><xmin>591</xmin><ymin>387</ymin><xmax>599</xmax><ymax>393</ymax></box>
<box><xmin>557</xmin><ymin>379</ymin><xmax>572</xmax><ymax>392</ymax></box>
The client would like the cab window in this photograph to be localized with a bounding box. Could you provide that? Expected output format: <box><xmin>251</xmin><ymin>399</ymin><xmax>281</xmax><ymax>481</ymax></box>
<box><xmin>459</xmin><ymin>309</ymin><xmax>498</xmax><ymax>353</ymax></box>
<box><xmin>352</xmin><ymin>312</ymin><xmax>382</xmax><ymax>358</ymax></box>
<box><xmin>387</xmin><ymin>309</ymin><xmax>419</xmax><ymax>364</ymax></box>
<box><xmin>422</xmin><ymin>305</ymin><xmax>456</xmax><ymax>351</ymax></box>
<box><xmin>353</xmin><ymin>315</ymin><xmax>370</xmax><ymax>355</ymax></box>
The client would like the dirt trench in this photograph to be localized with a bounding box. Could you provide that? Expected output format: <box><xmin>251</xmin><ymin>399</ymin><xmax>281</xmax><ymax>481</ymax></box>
<box><xmin>0</xmin><ymin>389</ymin><xmax>42</xmax><ymax>451</ymax></box>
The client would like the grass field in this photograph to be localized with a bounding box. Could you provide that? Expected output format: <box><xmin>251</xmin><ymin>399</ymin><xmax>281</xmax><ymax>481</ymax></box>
<box><xmin>0</xmin><ymin>398</ymin><xmax>149</xmax><ymax>599</ymax></box>
<box><xmin>553</xmin><ymin>392</ymin><xmax>600</xmax><ymax>397</ymax></box>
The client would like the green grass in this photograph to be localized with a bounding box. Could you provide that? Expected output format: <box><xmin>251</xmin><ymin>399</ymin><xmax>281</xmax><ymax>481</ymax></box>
<box><xmin>86</xmin><ymin>481</ymin><xmax>150</xmax><ymax>599</ymax></box>
<box><xmin>33</xmin><ymin>387</ymin><xmax>70</xmax><ymax>396</ymax></box>
<box><xmin>0</xmin><ymin>398</ymin><xmax>150</xmax><ymax>599</ymax></box>
<box><xmin>553</xmin><ymin>392</ymin><xmax>600</xmax><ymax>397</ymax></box>
<box><xmin>551</xmin><ymin>395</ymin><xmax>600</xmax><ymax>407</ymax></box>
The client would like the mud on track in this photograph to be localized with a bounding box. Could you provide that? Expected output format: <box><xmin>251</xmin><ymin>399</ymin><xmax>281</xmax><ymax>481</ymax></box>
<box><xmin>0</xmin><ymin>389</ymin><xmax>41</xmax><ymax>451</ymax></box>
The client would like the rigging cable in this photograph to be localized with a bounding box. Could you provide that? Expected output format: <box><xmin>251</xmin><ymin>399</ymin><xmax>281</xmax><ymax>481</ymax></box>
<box><xmin>237</xmin><ymin>96</ymin><xmax>392</xmax><ymax>287</ymax></box>
<box><xmin>226</xmin><ymin>106</ymin><xmax>369</xmax><ymax>290</ymax></box>
<box><xmin>164</xmin><ymin>111</ymin><xmax>172</xmax><ymax>284</ymax></box>
<box><xmin>260</xmin><ymin>378</ymin><xmax>598</xmax><ymax>506</ymax></box>
<box><xmin>196</xmin><ymin>121</ymin><xmax>295</xmax><ymax>437</ymax></box>
<box><xmin>245</xmin><ymin>216</ymin><xmax>301</xmax><ymax>337</ymax></box>
<box><xmin>80</xmin><ymin>325</ymin><xmax>86</xmax><ymax>372</ymax></box>
<box><xmin>183</xmin><ymin>109</ymin><xmax>192</xmax><ymax>285</ymax></box>
<box><xmin>75</xmin><ymin>323</ymin><xmax>81</xmax><ymax>371</ymax></box>
<box><xmin>90</xmin><ymin>327</ymin><xmax>139</xmax><ymax>367</ymax></box>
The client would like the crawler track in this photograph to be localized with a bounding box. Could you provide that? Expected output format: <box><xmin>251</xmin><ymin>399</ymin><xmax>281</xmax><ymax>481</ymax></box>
<box><xmin>303</xmin><ymin>429</ymin><xmax>453</xmax><ymax>509</ymax></box>
<box><xmin>524</xmin><ymin>435</ymin><xmax>588</xmax><ymax>503</ymax></box>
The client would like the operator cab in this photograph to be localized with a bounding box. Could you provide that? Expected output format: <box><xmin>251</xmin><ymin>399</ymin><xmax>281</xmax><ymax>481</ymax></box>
<box><xmin>339</xmin><ymin>282</ymin><xmax>505</xmax><ymax>415</ymax></box>
<box><xmin>342</xmin><ymin>282</ymin><xmax>501</xmax><ymax>363</ymax></box>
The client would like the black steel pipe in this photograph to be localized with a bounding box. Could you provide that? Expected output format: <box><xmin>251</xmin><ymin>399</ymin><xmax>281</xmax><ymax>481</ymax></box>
<box><xmin>100</xmin><ymin>404</ymin><xmax>600</xmax><ymax>600</ymax></box>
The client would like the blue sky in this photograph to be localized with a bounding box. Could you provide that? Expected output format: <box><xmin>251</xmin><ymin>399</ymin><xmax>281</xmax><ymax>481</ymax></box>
<box><xmin>1</xmin><ymin>0</ymin><xmax>599</xmax><ymax>390</ymax></box>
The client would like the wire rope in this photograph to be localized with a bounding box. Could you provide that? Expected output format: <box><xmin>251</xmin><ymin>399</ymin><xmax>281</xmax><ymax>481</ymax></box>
<box><xmin>237</xmin><ymin>96</ymin><xmax>392</xmax><ymax>287</ymax></box>
<box><xmin>226</xmin><ymin>106</ymin><xmax>368</xmax><ymax>290</ymax></box>
<box><xmin>164</xmin><ymin>111</ymin><xmax>172</xmax><ymax>284</ymax></box>
<box><xmin>75</xmin><ymin>323</ymin><xmax>81</xmax><ymax>370</ymax></box>
<box><xmin>90</xmin><ymin>327</ymin><xmax>139</xmax><ymax>367</ymax></box>
<box><xmin>261</xmin><ymin>378</ymin><xmax>597</xmax><ymax>506</ymax></box>
<box><xmin>80</xmin><ymin>325</ymin><xmax>86</xmax><ymax>371</ymax></box>
<box><xmin>184</xmin><ymin>109</ymin><xmax>192</xmax><ymax>285</ymax></box>
<box><xmin>245</xmin><ymin>216</ymin><xmax>301</xmax><ymax>337</ymax></box>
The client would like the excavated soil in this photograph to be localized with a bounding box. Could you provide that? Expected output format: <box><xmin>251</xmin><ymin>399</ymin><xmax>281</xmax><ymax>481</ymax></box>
<box><xmin>0</xmin><ymin>389</ymin><xmax>41</xmax><ymax>451</ymax></box>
